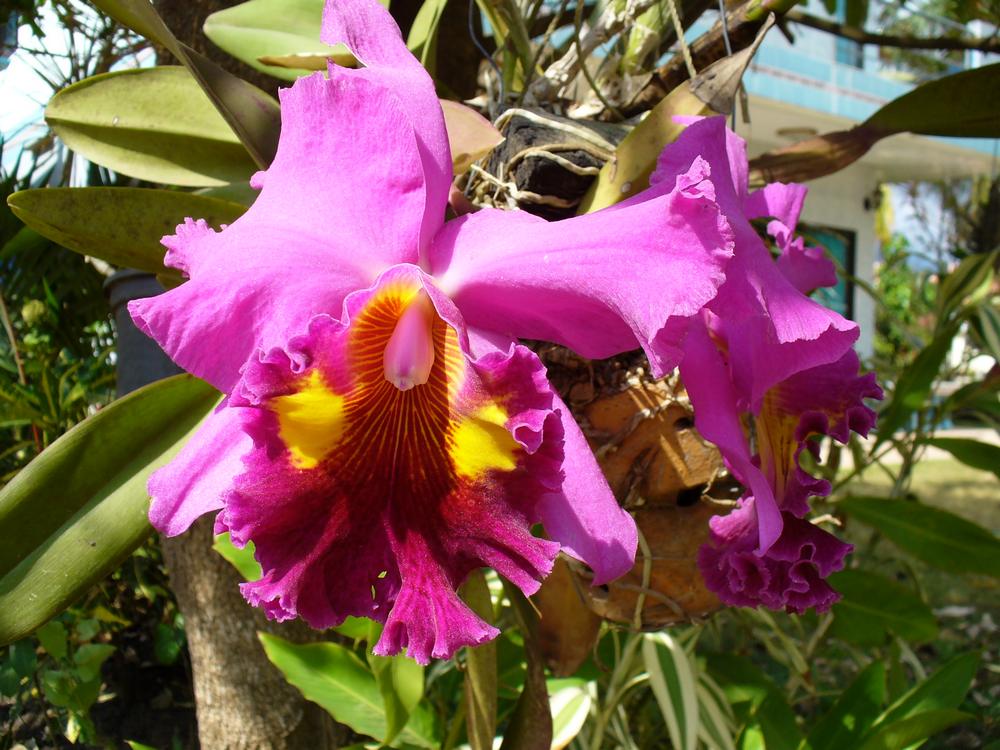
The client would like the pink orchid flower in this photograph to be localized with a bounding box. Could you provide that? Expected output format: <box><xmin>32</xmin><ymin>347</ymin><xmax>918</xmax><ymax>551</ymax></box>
<box><xmin>130</xmin><ymin>0</ymin><xmax>735</xmax><ymax>662</ymax></box>
<box><xmin>649</xmin><ymin>117</ymin><xmax>882</xmax><ymax>612</ymax></box>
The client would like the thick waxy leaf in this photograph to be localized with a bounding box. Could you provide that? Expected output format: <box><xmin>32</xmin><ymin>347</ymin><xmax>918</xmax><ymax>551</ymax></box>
<box><xmin>923</xmin><ymin>437</ymin><xmax>1000</xmax><ymax>480</ymax></box>
<box><xmin>259</xmin><ymin>633</ymin><xmax>440</xmax><ymax>748</ymax></box>
<box><xmin>89</xmin><ymin>0</ymin><xmax>280</xmax><ymax>168</ymax></box>
<box><xmin>804</xmin><ymin>662</ymin><xmax>886</xmax><ymax>750</ymax></box>
<box><xmin>0</xmin><ymin>376</ymin><xmax>219</xmax><ymax>645</ymax></box>
<box><xmin>828</xmin><ymin>570</ymin><xmax>937</xmax><ymax>646</ymax></box>
<box><xmin>203</xmin><ymin>0</ymin><xmax>355</xmax><ymax>81</ymax></box>
<box><xmin>644</xmin><ymin>632</ymin><xmax>699</xmax><ymax>750</ymax></box>
<box><xmin>461</xmin><ymin>570</ymin><xmax>498</xmax><ymax>750</ymax></box>
<box><xmin>46</xmin><ymin>67</ymin><xmax>260</xmax><ymax>186</ymax></box>
<box><xmin>7</xmin><ymin>187</ymin><xmax>246</xmax><ymax>280</ymax></box>
<box><xmin>750</xmin><ymin>63</ymin><xmax>1000</xmax><ymax>185</ymax></box>
<box><xmin>579</xmin><ymin>19</ymin><xmax>772</xmax><ymax>212</ymax></box>
<box><xmin>840</xmin><ymin>497</ymin><xmax>1000</xmax><ymax>577</ymax></box>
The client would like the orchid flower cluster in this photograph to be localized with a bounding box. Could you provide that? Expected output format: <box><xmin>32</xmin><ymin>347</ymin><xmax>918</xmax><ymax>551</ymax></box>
<box><xmin>131</xmin><ymin>0</ymin><xmax>880</xmax><ymax>662</ymax></box>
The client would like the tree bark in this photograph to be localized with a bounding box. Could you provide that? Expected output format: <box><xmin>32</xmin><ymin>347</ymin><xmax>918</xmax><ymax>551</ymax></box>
<box><xmin>161</xmin><ymin>520</ymin><xmax>341</xmax><ymax>750</ymax></box>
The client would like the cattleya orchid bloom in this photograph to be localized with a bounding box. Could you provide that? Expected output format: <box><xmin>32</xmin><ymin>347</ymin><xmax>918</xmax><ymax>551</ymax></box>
<box><xmin>647</xmin><ymin>117</ymin><xmax>882</xmax><ymax>612</ymax></box>
<box><xmin>130</xmin><ymin>0</ymin><xmax>736</xmax><ymax>662</ymax></box>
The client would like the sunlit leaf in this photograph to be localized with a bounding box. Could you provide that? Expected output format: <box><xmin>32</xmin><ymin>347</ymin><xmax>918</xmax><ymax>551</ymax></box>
<box><xmin>643</xmin><ymin>632</ymin><xmax>698</xmax><ymax>750</ymax></box>
<box><xmin>839</xmin><ymin>497</ymin><xmax>1000</xmax><ymax>577</ymax></box>
<box><xmin>259</xmin><ymin>633</ymin><xmax>440</xmax><ymax>748</ymax></box>
<box><xmin>549</xmin><ymin>681</ymin><xmax>592</xmax><ymax>750</ymax></box>
<box><xmin>89</xmin><ymin>0</ymin><xmax>280</xmax><ymax>168</ymax></box>
<box><xmin>750</xmin><ymin>64</ymin><xmax>1000</xmax><ymax>185</ymax></box>
<box><xmin>203</xmin><ymin>0</ymin><xmax>356</xmax><ymax>81</ymax></box>
<box><xmin>7</xmin><ymin>187</ymin><xmax>246</xmax><ymax>280</ymax></box>
<box><xmin>212</xmin><ymin>532</ymin><xmax>262</xmax><ymax>581</ymax></box>
<box><xmin>0</xmin><ymin>376</ymin><xmax>219</xmax><ymax>645</ymax></box>
<box><xmin>922</xmin><ymin>437</ymin><xmax>1000</xmax><ymax>480</ymax></box>
<box><xmin>46</xmin><ymin>67</ymin><xmax>260</xmax><ymax>186</ymax></box>
<box><xmin>407</xmin><ymin>0</ymin><xmax>449</xmax><ymax>74</ymax></box>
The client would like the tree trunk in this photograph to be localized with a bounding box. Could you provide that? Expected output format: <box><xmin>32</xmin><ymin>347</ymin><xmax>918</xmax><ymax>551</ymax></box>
<box><xmin>161</xmin><ymin>521</ymin><xmax>341</xmax><ymax>750</ymax></box>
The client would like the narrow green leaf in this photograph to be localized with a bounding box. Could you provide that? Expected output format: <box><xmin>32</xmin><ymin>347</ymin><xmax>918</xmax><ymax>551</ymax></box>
<box><xmin>859</xmin><ymin>709</ymin><xmax>972</xmax><ymax>750</ymax></box>
<box><xmin>89</xmin><ymin>0</ymin><xmax>280</xmax><ymax>168</ymax></box>
<box><xmin>936</xmin><ymin>250</ymin><xmax>997</xmax><ymax>320</ymax></box>
<box><xmin>828</xmin><ymin>570</ymin><xmax>938</xmax><ymax>646</ymax></box>
<box><xmin>923</xmin><ymin>437</ymin><xmax>1000</xmax><ymax>480</ymax></box>
<box><xmin>0</xmin><ymin>375</ymin><xmax>219</xmax><ymax>645</ymax></box>
<box><xmin>212</xmin><ymin>532</ymin><xmax>262</xmax><ymax>581</ymax></box>
<box><xmin>697</xmin><ymin>676</ymin><xmax>737</xmax><ymax>750</ymax></box>
<box><xmin>406</xmin><ymin>0</ymin><xmax>449</xmax><ymax>73</ymax></box>
<box><xmin>803</xmin><ymin>661</ymin><xmax>886</xmax><ymax>750</ymax></box>
<box><xmin>549</xmin><ymin>682</ymin><xmax>592</xmax><ymax>750</ymax></box>
<box><xmin>203</xmin><ymin>0</ymin><xmax>355</xmax><ymax>81</ymax></box>
<box><xmin>643</xmin><ymin>632</ymin><xmax>699</xmax><ymax>750</ymax></box>
<box><xmin>873</xmin><ymin>652</ymin><xmax>980</xmax><ymax>730</ymax></box>
<box><xmin>461</xmin><ymin>569</ymin><xmax>498</xmax><ymax>750</ymax></box>
<box><xmin>840</xmin><ymin>497</ymin><xmax>1000</xmax><ymax>577</ymax></box>
<box><xmin>876</xmin><ymin>326</ymin><xmax>956</xmax><ymax>443</ymax></box>
<box><xmin>7</xmin><ymin>187</ymin><xmax>245</xmax><ymax>279</ymax></box>
<box><xmin>46</xmin><ymin>67</ymin><xmax>259</xmax><ymax>186</ymax></box>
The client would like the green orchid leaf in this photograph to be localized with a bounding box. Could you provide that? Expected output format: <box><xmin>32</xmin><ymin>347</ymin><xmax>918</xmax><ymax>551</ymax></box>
<box><xmin>259</xmin><ymin>633</ymin><xmax>440</xmax><ymax>748</ymax></box>
<box><xmin>203</xmin><ymin>0</ymin><xmax>356</xmax><ymax>81</ymax></box>
<box><xmin>0</xmin><ymin>375</ymin><xmax>219</xmax><ymax>646</ymax></box>
<box><xmin>46</xmin><ymin>67</ymin><xmax>260</xmax><ymax>186</ymax></box>
<box><xmin>839</xmin><ymin>497</ymin><xmax>1000</xmax><ymax>577</ymax></box>
<box><xmin>89</xmin><ymin>0</ymin><xmax>280</xmax><ymax>168</ymax></box>
<box><xmin>7</xmin><ymin>187</ymin><xmax>246</xmax><ymax>280</ymax></box>
<box><xmin>750</xmin><ymin>63</ymin><xmax>1000</xmax><ymax>185</ymax></box>
<box><xmin>828</xmin><ymin>569</ymin><xmax>938</xmax><ymax>646</ymax></box>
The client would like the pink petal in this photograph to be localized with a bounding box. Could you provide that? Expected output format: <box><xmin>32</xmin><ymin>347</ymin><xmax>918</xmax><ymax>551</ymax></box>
<box><xmin>148</xmin><ymin>402</ymin><xmax>252</xmax><ymax>536</ymax></box>
<box><xmin>130</xmin><ymin>71</ymin><xmax>434</xmax><ymax>392</ymax></box>
<box><xmin>776</xmin><ymin>237</ymin><xmax>839</xmax><ymax>294</ymax></box>
<box><xmin>534</xmin><ymin>394</ymin><xmax>638</xmax><ymax>586</ymax></box>
<box><xmin>322</xmin><ymin>0</ymin><xmax>451</xmax><ymax>255</ymax></box>
<box><xmin>430</xmin><ymin>158</ymin><xmax>734</xmax><ymax>376</ymax></box>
